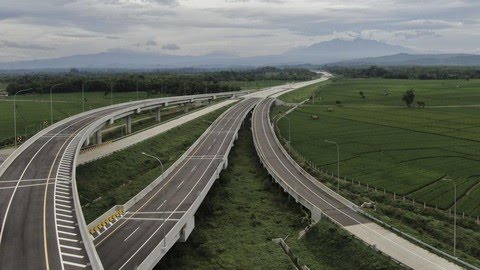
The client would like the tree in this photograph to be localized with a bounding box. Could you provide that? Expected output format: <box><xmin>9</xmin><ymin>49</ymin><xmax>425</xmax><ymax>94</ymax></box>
<box><xmin>402</xmin><ymin>89</ymin><xmax>415</xmax><ymax>108</ymax></box>
<box><xmin>359</xmin><ymin>91</ymin><xmax>365</xmax><ymax>99</ymax></box>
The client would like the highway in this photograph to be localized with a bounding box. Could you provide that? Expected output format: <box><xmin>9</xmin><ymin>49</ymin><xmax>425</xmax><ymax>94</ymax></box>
<box><xmin>0</xmin><ymin>92</ymin><xmax>242</xmax><ymax>270</ymax></box>
<box><xmin>252</xmin><ymin>98</ymin><xmax>462</xmax><ymax>270</ymax></box>
<box><xmin>93</xmin><ymin>98</ymin><xmax>258</xmax><ymax>269</ymax></box>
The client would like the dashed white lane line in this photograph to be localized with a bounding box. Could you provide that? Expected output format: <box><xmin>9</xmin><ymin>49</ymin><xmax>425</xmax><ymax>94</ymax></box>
<box><xmin>190</xmin><ymin>165</ymin><xmax>197</xmax><ymax>172</ymax></box>
<box><xmin>156</xmin><ymin>200</ymin><xmax>166</xmax><ymax>210</ymax></box>
<box><xmin>124</xmin><ymin>227</ymin><xmax>140</xmax><ymax>242</ymax></box>
<box><xmin>177</xmin><ymin>180</ymin><xmax>184</xmax><ymax>188</ymax></box>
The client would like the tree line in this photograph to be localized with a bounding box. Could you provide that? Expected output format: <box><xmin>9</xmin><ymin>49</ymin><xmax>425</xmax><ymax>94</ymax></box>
<box><xmin>2</xmin><ymin>67</ymin><xmax>318</xmax><ymax>95</ymax></box>
<box><xmin>324</xmin><ymin>65</ymin><xmax>480</xmax><ymax>80</ymax></box>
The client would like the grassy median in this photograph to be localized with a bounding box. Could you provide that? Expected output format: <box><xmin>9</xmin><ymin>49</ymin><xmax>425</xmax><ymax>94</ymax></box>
<box><xmin>155</xmin><ymin>125</ymin><xmax>404</xmax><ymax>269</ymax></box>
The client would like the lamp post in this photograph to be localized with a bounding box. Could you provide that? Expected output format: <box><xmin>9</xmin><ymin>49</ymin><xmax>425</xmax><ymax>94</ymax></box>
<box><xmin>136</xmin><ymin>81</ymin><xmax>139</xmax><ymax>101</ymax></box>
<box><xmin>49</xmin><ymin>83</ymin><xmax>63</xmax><ymax>125</ymax></box>
<box><xmin>284</xmin><ymin>116</ymin><xmax>291</xmax><ymax>142</ymax></box>
<box><xmin>441</xmin><ymin>178</ymin><xmax>457</xmax><ymax>257</ymax></box>
<box><xmin>325</xmin><ymin>140</ymin><xmax>340</xmax><ymax>192</ymax></box>
<box><xmin>110</xmin><ymin>82</ymin><xmax>114</xmax><ymax>105</ymax></box>
<box><xmin>14</xmin><ymin>88</ymin><xmax>33</xmax><ymax>148</ymax></box>
<box><xmin>82</xmin><ymin>80</ymin><xmax>96</xmax><ymax>112</ymax></box>
<box><xmin>141</xmin><ymin>152</ymin><xmax>166</xmax><ymax>248</ymax></box>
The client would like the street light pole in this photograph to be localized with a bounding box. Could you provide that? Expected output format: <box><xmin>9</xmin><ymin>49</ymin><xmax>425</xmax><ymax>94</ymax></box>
<box><xmin>141</xmin><ymin>152</ymin><xmax>166</xmax><ymax>248</ymax></box>
<box><xmin>136</xmin><ymin>81</ymin><xmax>139</xmax><ymax>101</ymax></box>
<box><xmin>284</xmin><ymin>116</ymin><xmax>291</xmax><ymax>142</ymax></box>
<box><xmin>14</xmin><ymin>88</ymin><xmax>33</xmax><ymax>148</ymax></box>
<box><xmin>441</xmin><ymin>178</ymin><xmax>457</xmax><ymax>257</ymax></box>
<box><xmin>49</xmin><ymin>83</ymin><xmax>63</xmax><ymax>125</ymax></box>
<box><xmin>110</xmin><ymin>82</ymin><xmax>114</xmax><ymax>105</ymax></box>
<box><xmin>325</xmin><ymin>140</ymin><xmax>340</xmax><ymax>192</ymax></box>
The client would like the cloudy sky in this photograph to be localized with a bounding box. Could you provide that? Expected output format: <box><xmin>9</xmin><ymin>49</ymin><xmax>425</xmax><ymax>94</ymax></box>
<box><xmin>0</xmin><ymin>0</ymin><xmax>479</xmax><ymax>62</ymax></box>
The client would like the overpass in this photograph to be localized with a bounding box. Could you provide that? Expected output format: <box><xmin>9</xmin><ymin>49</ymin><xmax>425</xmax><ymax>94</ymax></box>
<box><xmin>0</xmin><ymin>77</ymin><xmax>325</xmax><ymax>269</ymax></box>
<box><xmin>0</xmin><ymin>91</ymin><xmax>247</xmax><ymax>269</ymax></box>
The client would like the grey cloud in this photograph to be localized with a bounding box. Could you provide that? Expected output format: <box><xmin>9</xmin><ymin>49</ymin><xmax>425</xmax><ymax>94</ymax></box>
<box><xmin>0</xmin><ymin>40</ymin><xmax>54</xmax><ymax>50</ymax></box>
<box><xmin>162</xmin><ymin>43</ymin><xmax>180</xmax><ymax>50</ymax></box>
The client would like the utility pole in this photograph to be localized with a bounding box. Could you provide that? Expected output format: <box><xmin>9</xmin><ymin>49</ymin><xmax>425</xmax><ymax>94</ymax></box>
<box><xmin>14</xmin><ymin>88</ymin><xmax>33</xmax><ymax>148</ymax></box>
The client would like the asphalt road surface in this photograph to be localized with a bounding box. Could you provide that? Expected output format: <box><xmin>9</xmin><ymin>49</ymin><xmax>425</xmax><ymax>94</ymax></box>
<box><xmin>93</xmin><ymin>98</ymin><xmax>258</xmax><ymax>269</ymax></box>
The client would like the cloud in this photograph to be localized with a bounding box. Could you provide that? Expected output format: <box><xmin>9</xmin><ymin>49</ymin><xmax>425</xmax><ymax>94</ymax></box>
<box><xmin>0</xmin><ymin>0</ymin><xmax>479</xmax><ymax>61</ymax></box>
<box><xmin>161</xmin><ymin>43</ymin><xmax>180</xmax><ymax>50</ymax></box>
<box><xmin>0</xmin><ymin>40</ymin><xmax>54</xmax><ymax>50</ymax></box>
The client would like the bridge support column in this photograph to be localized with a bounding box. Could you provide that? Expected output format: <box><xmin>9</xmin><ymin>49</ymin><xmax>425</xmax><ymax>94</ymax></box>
<box><xmin>95</xmin><ymin>131</ymin><xmax>102</xmax><ymax>144</ymax></box>
<box><xmin>183</xmin><ymin>103</ymin><xmax>189</xmax><ymax>113</ymax></box>
<box><xmin>125</xmin><ymin>115</ymin><xmax>132</xmax><ymax>134</ymax></box>
<box><xmin>179</xmin><ymin>216</ymin><xmax>195</xmax><ymax>242</ymax></box>
<box><xmin>83</xmin><ymin>137</ymin><xmax>90</xmax><ymax>147</ymax></box>
<box><xmin>155</xmin><ymin>107</ymin><xmax>161</xmax><ymax>122</ymax></box>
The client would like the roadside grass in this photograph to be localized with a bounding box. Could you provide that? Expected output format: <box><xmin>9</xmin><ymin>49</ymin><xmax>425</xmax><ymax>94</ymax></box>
<box><xmin>280</xmin><ymin>80</ymin><xmax>331</xmax><ymax>103</ymax></box>
<box><xmin>277</xmin><ymin>78</ymin><xmax>480</xmax><ymax>216</ymax></box>
<box><xmin>76</xmin><ymin>105</ymin><xmax>230</xmax><ymax>223</ymax></box>
<box><xmin>0</xmin><ymin>91</ymin><xmax>168</xmax><ymax>146</ymax></box>
<box><xmin>155</xmin><ymin>126</ymin><xmax>405</xmax><ymax>270</ymax></box>
<box><xmin>221</xmin><ymin>80</ymin><xmax>287</xmax><ymax>90</ymax></box>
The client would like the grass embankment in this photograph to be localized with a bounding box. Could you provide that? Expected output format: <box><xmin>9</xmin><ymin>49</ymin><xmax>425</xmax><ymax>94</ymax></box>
<box><xmin>0</xmin><ymin>91</ymin><xmax>168</xmax><ymax>146</ymax></box>
<box><xmin>155</xmin><ymin>126</ymin><xmax>404</xmax><ymax>270</ymax></box>
<box><xmin>77</xmin><ymin>105</ymin><xmax>230</xmax><ymax>223</ymax></box>
<box><xmin>276</xmin><ymin>78</ymin><xmax>480</xmax><ymax>266</ymax></box>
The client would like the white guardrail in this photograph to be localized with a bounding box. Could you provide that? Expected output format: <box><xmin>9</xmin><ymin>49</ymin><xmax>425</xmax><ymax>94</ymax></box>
<box><xmin>0</xmin><ymin>91</ymin><xmax>244</xmax><ymax>270</ymax></box>
<box><xmin>264</xmin><ymin>98</ymin><xmax>479</xmax><ymax>270</ymax></box>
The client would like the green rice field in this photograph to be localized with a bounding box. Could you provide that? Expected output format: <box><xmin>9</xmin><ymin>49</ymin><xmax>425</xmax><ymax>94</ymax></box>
<box><xmin>278</xmin><ymin>78</ymin><xmax>480</xmax><ymax>217</ymax></box>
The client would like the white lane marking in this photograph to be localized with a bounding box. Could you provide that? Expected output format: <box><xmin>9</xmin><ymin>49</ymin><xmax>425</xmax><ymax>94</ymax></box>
<box><xmin>126</xmin><ymin>211</ymin><xmax>186</xmax><ymax>214</ymax></box>
<box><xmin>63</xmin><ymin>261</ymin><xmax>87</xmax><ymax>268</ymax></box>
<box><xmin>213</xmin><ymin>138</ymin><xmax>216</xmax><ymax>143</ymax></box>
<box><xmin>57</xmin><ymin>218</ymin><xmax>74</xmax><ymax>224</ymax></box>
<box><xmin>120</xmin><ymin>217</ymin><xmax>180</xmax><ymax>221</ymax></box>
<box><xmin>156</xmin><ymin>200</ymin><xmax>166</xmax><ymax>210</ymax></box>
<box><xmin>124</xmin><ymin>227</ymin><xmax>140</xmax><ymax>242</ymax></box>
<box><xmin>57</xmin><ymin>213</ymin><xmax>73</xmax><ymax>219</ymax></box>
<box><xmin>190</xmin><ymin>165</ymin><xmax>197</xmax><ymax>172</ymax></box>
<box><xmin>59</xmin><ymin>237</ymin><xmax>78</xmax><ymax>243</ymax></box>
<box><xmin>55</xmin><ymin>194</ymin><xmax>71</xmax><ymax>200</ymax></box>
<box><xmin>0</xmin><ymin>178</ymin><xmax>51</xmax><ymax>183</ymax></box>
<box><xmin>56</xmin><ymin>203</ymin><xmax>71</xmax><ymax>209</ymax></box>
<box><xmin>60</xmin><ymin>244</ymin><xmax>81</xmax><ymax>251</ymax></box>
<box><xmin>0</xmin><ymin>182</ymin><xmax>55</xmax><ymax>190</ymax></box>
<box><xmin>57</xmin><ymin>187</ymin><xmax>70</xmax><ymax>192</ymax></box>
<box><xmin>58</xmin><ymin>230</ymin><xmax>77</xmax><ymax>236</ymax></box>
<box><xmin>57</xmin><ymin>208</ymin><xmax>72</xmax><ymax>214</ymax></box>
<box><xmin>254</xmin><ymin>99</ymin><xmax>449</xmax><ymax>270</ymax></box>
<box><xmin>58</xmin><ymin>224</ymin><xmax>75</xmax><ymax>230</ymax></box>
<box><xmin>56</xmin><ymin>198</ymin><xmax>71</xmax><ymax>204</ymax></box>
<box><xmin>61</xmin><ymin>252</ymin><xmax>84</xmax><ymax>259</ymax></box>
<box><xmin>177</xmin><ymin>180</ymin><xmax>184</xmax><ymax>188</ymax></box>
<box><xmin>57</xmin><ymin>190</ymin><xmax>70</xmax><ymax>196</ymax></box>
<box><xmin>117</xmin><ymin>100</ymin><xmax>257</xmax><ymax>270</ymax></box>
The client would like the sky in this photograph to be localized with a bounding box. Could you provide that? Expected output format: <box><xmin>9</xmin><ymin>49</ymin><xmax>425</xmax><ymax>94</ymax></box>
<box><xmin>0</xmin><ymin>0</ymin><xmax>479</xmax><ymax>62</ymax></box>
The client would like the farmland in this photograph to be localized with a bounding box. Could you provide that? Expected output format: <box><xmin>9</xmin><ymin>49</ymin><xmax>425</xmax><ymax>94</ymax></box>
<box><xmin>278</xmin><ymin>78</ymin><xmax>480</xmax><ymax>217</ymax></box>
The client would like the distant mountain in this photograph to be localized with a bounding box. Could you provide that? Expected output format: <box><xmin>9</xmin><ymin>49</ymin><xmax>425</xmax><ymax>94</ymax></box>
<box><xmin>0</xmin><ymin>38</ymin><xmax>416</xmax><ymax>70</ymax></box>
<box><xmin>327</xmin><ymin>53</ymin><xmax>480</xmax><ymax>66</ymax></box>
<box><xmin>279</xmin><ymin>38</ymin><xmax>414</xmax><ymax>64</ymax></box>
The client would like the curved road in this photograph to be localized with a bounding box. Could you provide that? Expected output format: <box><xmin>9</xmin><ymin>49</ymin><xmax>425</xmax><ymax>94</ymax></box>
<box><xmin>252</xmin><ymin>98</ymin><xmax>462</xmax><ymax>270</ymax></box>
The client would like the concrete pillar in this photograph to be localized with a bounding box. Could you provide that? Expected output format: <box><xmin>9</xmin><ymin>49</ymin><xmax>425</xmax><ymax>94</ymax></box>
<box><xmin>95</xmin><ymin>131</ymin><xmax>102</xmax><ymax>144</ymax></box>
<box><xmin>184</xmin><ymin>103</ymin><xmax>189</xmax><ymax>113</ymax></box>
<box><xmin>155</xmin><ymin>107</ymin><xmax>161</xmax><ymax>122</ymax></box>
<box><xmin>83</xmin><ymin>137</ymin><xmax>90</xmax><ymax>147</ymax></box>
<box><xmin>125</xmin><ymin>115</ymin><xmax>132</xmax><ymax>134</ymax></box>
